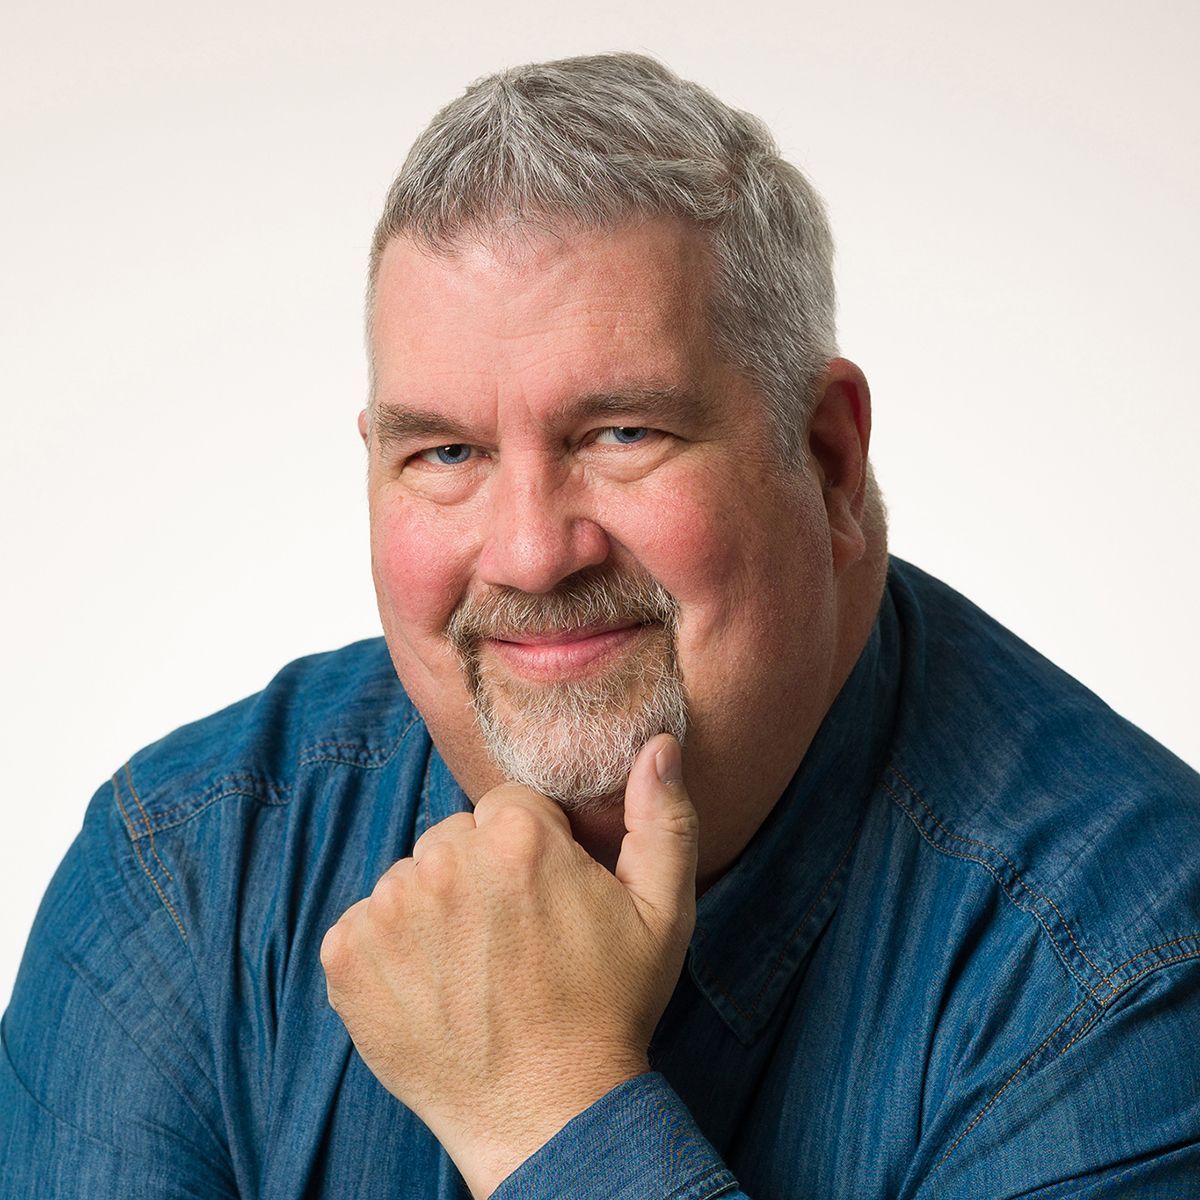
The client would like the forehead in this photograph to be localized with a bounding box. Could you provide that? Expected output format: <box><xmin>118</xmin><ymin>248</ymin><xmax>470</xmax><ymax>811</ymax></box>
<box><xmin>369</xmin><ymin>216</ymin><xmax>719</xmax><ymax>405</ymax></box>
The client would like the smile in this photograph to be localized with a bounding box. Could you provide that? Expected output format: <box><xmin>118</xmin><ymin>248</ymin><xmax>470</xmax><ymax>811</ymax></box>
<box><xmin>482</xmin><ymin>622</ymin><xmax>652</xmax><ymax>682</ymax></box>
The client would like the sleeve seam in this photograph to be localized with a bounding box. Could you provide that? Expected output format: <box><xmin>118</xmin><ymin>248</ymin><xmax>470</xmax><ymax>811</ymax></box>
<box><xmin>931</xmin><ymin>952</ymin><xmax>1200</xmax><ymax>1176</ymax></box>
<box><xmin>90</xmin><ymin>787</ymin><xmax>231</xmax><ymax>1149</ymax></box>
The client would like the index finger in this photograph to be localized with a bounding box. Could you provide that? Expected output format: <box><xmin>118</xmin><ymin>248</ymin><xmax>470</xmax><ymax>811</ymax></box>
<box><xmin>472</xmin><ymin>781</ymin><xmax>573</xmax><ymax>835</ymax></box>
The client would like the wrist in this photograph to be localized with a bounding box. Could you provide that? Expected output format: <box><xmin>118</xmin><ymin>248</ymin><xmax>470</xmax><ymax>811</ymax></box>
<box><xmin>443</xmin><ymin>1057</ymin><xmax>650</xmax><ymax>1198</ymax></box>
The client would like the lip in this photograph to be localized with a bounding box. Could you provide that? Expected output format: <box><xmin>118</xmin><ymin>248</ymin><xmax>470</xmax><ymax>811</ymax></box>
<box><xmin>483</xmin><ymin>622</ymin><xmax>650</xmax><ymax>681</ymax></box>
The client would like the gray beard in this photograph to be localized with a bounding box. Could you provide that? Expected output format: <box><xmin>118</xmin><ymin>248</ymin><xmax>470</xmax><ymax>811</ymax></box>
<box><xmin>446</xmin><ymin>570</ymin><xmax>689</xmax><ymax>813</ymax></box>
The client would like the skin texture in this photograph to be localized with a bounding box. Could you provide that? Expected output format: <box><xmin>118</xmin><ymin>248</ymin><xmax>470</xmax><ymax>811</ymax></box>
<box><xmin>322</xmin><ymin>215</ymin><xmax>885</xmax><ymax>1194</ymax></box>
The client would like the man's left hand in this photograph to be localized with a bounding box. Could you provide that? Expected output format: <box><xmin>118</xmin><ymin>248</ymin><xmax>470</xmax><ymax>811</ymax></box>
<box><xmin>320</xmin><ymin>732</ymin><xmax>698</xmax><ymax>1198</ymax></box>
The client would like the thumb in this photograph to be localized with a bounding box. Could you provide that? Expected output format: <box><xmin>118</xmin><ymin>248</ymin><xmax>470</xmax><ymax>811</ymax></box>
<box><xmin>614</xmin><ymin>733</ymin><xmax>699</xmax><ymax>941</ymax></box>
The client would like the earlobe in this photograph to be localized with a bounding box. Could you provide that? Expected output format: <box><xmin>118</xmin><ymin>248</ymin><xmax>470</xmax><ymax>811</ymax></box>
<box><xmin>358</xmin><ymin>408</ymin><xmax>370</xmax><ymax>447</ymax></box>
<box><xmin>806</xmin><ymin>359</ymin><xmax>872</xmax><ymax>573</ymax></box>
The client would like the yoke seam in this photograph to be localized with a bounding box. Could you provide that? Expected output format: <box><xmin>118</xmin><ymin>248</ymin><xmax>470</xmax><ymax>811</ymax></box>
<box><xmin>882</xmin><ymin>774</ymin><xmax>1100</xmax><ymax>1003</ymax></box>
<box><xmin>934</xmin><ymin>998</ymin><xmax>1090</xmax><ymax>1169</ymax></box>
<box><xmin>122</xmin><ymin>712</ymin><xmax>424</xmax><ymax>840</ymax></box>
<box><xmin>74</xmin><ymin>811</ymin><xmax>225</xmax><ymax>1109</ymax></box>
<box><xmin>935</xmin><ymin>950</ymin><xmax>1200</xmax><ymax>1175</ymax></box>
<box><xmin>886</xmin><ymin>767</ymin><xmax>1200</xmax><ymax>995</ymax></box>
<box><xmin>125</xmin><ymin>762</ymin><xmax>176</xmax><ymax>885</ymax></box>
<box><xmin>889</xmin><ymin>767</ymin><xmax>1106</xmax><ymax>980</ymax></box>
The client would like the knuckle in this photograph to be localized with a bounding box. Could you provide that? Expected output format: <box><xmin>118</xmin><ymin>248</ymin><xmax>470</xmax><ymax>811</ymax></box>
<box><xmin>489</xmin><ymin>803</ymin><xmax>549</xmax><ymax>859</ymax></box>
<box><xmin>474</xmin><ymin>782</ymin><xmax>537</xmax><ymax>819</ymax></box>
<box><xmin>367</xmin><ymin>869</ymin><xmax>409</xmax><ymax>924</ymax></box>
<box><xmin>413</xmin><ymin>811</ymin><xmax>474</xmax><ymax>857</ymax></box>
<box><xmin>319</xmin><ymin>920</ymin><xmax>349</xmax><ymax>979</ymax></box>
<box><xmin>413</xmin><ymin>840</ymin><xmax>458</xmax><ymax>893</ymax></box>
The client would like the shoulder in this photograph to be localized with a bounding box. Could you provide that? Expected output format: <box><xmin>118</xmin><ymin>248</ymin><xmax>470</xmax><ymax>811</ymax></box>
<box><xmin>877</xmin><ymin>561</ymin><xmax>1200</xmax><ymax>1197</ymax></box>
<box><xmin>883</xmin><ymin>556</ymin><xmax>1200</xmax><ymax>1000</ymax></box>
<box><xmin>74</xmin><ymin>635</ymin><xmax>438</xmax><ymax>961</ymax></box>
<box><xmin>4</xmin><ymin>640</ymin><xmax>430</xmax><ymax>1180</ymax></box>
<box><xmin>118</xmin><ymin>636</ymin><xmax>423</xmax><ymax>836</ymax></box>
<box><xmin>96</xmin><ymin>635</ymin><xmax>441</xmax><ymax>955</ymax></box>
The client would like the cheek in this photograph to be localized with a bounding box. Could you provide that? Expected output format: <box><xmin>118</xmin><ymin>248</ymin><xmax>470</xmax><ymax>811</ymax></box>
<box><xmin>602</xmin><ymin>485</ymin><xmax>733</xmax><ymax>587</ymax></box>
<box><xmin>601</xmin><ymin>466</ymin><xmax>791</xmax><ymax>597</ymax></box>
<box><xmin>369</xmin><ymin>493</ymin><xmax>474</xmax><ymax>639</ymax></box>
<box><xmin>600</xmin><ymin>466</ymin><xmax>830</xmax><ymax>652</ymax></box>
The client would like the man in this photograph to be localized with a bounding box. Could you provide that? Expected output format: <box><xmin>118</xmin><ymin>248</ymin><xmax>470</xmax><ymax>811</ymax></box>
<box><xmin>2</xmin><ymin>52</ymin><xmax>1198</xmax><ymax>1199</ymax></box>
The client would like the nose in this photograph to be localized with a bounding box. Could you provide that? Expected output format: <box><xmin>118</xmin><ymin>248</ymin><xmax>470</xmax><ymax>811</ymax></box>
<box><xmin>476</xmin><ymin>456</ymin><xmax>611</xmax><ymax>594</ymax></box>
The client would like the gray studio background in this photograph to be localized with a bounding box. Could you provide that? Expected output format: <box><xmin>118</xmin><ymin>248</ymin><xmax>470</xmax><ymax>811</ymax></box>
<box><xmin>3</xmin><ymin>0</ymin><xmax>1197</xmax><ymax>1007</ymax></box>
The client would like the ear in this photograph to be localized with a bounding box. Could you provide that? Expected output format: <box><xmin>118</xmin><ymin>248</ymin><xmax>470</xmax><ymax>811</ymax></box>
<box><xmin>806</xmin><ymin>358</ymin><xmax>872</xmax><ymax>576</ymax></box>
<box><xmin>357</xmin><ymin>407</ymin><xmax>370</xmax><ymax>447</ymax></box>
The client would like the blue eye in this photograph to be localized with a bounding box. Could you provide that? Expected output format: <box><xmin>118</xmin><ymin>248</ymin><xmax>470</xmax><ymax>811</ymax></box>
<box><xmin>419</xmin><ymin>444</ymin><xmax>474</xmax><ymax>465</ymax></box>
<box><xmin>598</xmin><ymin>426</ymin><xmax>649</xmax><ymax>445</ymax></box>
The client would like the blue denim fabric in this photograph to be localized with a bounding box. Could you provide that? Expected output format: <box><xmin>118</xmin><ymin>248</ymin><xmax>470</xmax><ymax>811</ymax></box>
<box><xmin>3</xmin><ymin>558</ymin><xmax>1199</xmax><ymax>1197</ymax></box>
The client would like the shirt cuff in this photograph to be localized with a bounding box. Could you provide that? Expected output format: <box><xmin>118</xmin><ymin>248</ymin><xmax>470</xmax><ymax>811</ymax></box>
<box><xmin>490</xmin><ymin>1072</ymin><xmax>740</xmax><ymax>1200</ymax></box>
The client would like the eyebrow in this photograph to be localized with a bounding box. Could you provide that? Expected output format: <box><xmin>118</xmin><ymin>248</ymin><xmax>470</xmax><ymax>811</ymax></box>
<box><xmin>371</xmin><ymin>384</ymin><xmax>709</xmax><ymax>450</ymax></box>
<box><xmin>371</xmin><ymin>404</ymin><xmax>473</xmax><ymax>449</ymax></box>
<box><xmin>551</xmin><ymin>385</ymin><xmax>711</xmax><ymax>428</ymax></box>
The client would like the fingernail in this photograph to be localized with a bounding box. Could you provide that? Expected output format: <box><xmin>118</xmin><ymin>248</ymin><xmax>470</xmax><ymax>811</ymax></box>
<box><xmin>655</xmin><ymin>737</ymin><xmax>682</xmax><ymax>785</ymax></box>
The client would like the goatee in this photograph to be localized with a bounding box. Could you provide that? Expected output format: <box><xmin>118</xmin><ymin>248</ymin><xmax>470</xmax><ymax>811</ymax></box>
<box><xmin>446</xmin><ymin>568</ymin><xmax>688</xmax><ymax>813</ymax></box>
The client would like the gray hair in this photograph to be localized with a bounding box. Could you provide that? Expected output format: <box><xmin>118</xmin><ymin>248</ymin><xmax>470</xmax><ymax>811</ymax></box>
<box><xmin>367</xmin><ymin>52</ymin><xmax>838</xmax><ymax>462</ymax></box>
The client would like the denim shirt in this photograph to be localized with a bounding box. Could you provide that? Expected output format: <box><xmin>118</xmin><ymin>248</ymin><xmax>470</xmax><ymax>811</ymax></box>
<box><xmin>3</xmin><ymin>557</ymin><xmax>1199</xmax><ymax>1198</ymax></box>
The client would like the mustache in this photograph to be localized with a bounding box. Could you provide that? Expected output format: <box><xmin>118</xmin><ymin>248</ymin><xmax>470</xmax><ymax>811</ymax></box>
<box><xmin>445</xmin><ymin>567</ymin><xmax>678</xmax><ymax>654</ymax></box>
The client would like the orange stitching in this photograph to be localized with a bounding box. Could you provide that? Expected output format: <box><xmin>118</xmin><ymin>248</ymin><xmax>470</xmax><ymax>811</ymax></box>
<box><xmin>135</xmin><ymin>775</ymin><xmax>291</xmax><ymax>827</ymax></box>
<box><xmin>124</xmin><ymin>762</ymin><xmax>175</xmax><ymax>885</ymax></box>
<box><xmin>1105</xmin><ymin>948</ymin><xmax>1200</xmax><ymax>1000</ymax></box>
<box><xmin>1100</xmin><ymin>935</ymin><xmax>1200</xmax><ymax>982</ymax></box>
<box><xmin>887</xmin><ymin>767</ymin><xmax>1200</xmax><ymax>1172</ymax></box>
<box><xmin>125</xmin><ymin>716</ymin><xmax>422</xmax><ymax>832</ymax></box>
<box><xmin>935</xmin><ymin>998</ymin><xmax>1088</xmax><ymax>1169</ymax></box>
<box><xmin>299</xmin><ymin>714</ymin><xmax>423</xmax><ymax>767</ymax></box>
<box><xmin>301</xmin><ymin>738</ymin><xmax>393</xmax><ymax>753</ymax></box>
<box><xmin>890</xmin><ymin>770</ymin><xmax>1200</xmax><ymax>996</ymax></box>
<box><xmin>883</xmin><ymin>778</ymin><xmax>1100</xmax><ymax>1004</ymax></box>
<box><xmin>935</xmin><ymin>950</ymin><xmax>1200</xmax><ymax>1169</ymax></box>
<box><xmin>111</xmin><ymin>774</ymin><xmax>187</xmax><ymax>942</ymax></box>
<box><xmin>1057</xmin><ymin>946</ymin><xmax>1200</xmax><ymax>1059</ymax></box>
<box><xmin>1057</xmin><ymin>1007</ymin><xmax>1102</xmax><ymax>1057</ymax></box>
<box><xmin>889</xmin><ymin>768</ymin><xmax>1107</xmax><ymax>983</ymax></box>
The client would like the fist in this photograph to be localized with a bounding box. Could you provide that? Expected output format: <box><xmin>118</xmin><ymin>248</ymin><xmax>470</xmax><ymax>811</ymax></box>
<box><xmin>319</xmin><ymin>733</ymin><xmax>698</xmax><ymax>1196</ymax></box>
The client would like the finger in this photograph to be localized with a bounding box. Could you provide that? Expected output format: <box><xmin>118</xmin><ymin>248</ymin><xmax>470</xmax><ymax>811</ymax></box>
<box><xmin>364</xmin><ymin>857</ymin><xmax>417</xmax><ymax>925</ymax></box>
<box><xmin>472</xmin><ymin>781</ymin><xmax>572</xmax><ymax>836</ymax></box>
<box><xmin>614</xmin><ymin>734</ymin><xmax>699</xmax><ymax>939</ymax></box>
<box><xmin>412</xmin><ymin>810</ymin><xmax>477</xmax><ymax>862</ymax></box>
<box><xmin>319</xmin><ymin>895</ymin><xmax>371</xmax><ymax>985</ymax></box>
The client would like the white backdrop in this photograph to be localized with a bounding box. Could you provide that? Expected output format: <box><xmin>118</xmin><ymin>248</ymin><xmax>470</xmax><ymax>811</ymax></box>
<box><xmin>3</xmin><ymin>0</ymin><xmax>1197</xmax><ymax>1009</ymax></box>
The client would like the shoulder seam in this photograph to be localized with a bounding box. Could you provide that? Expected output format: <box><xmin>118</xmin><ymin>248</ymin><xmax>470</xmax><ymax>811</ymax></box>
<box><xmin>888</xmin><ymin>761</ymin><xmax>1200</xmax><ymax>1176</ymax></box>
<box><xmin>884</xmin><ymin>766</ymin><xmax>1200</xmax><ymax>1004</ymax></box>
<box><xmin>882</xmin><ymin>766</ymin><xmax>1105</xmax><ymax>1002</ymax></box>
<box><xmin>933</xmin><ymin>995</ymin><xmax>1092</xmax><ymax>1170</ymax></box>
<box><xmin>111</xmin><ymin>771</ymin><xmax>187</xmax><ymax>942</ymax></box>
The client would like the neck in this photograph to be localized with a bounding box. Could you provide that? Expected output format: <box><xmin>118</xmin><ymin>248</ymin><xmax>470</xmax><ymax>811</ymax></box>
<box><xmin>573</xmin><ymin>543</ymin><xmax>890</xmax><ymax>896</ymax></box>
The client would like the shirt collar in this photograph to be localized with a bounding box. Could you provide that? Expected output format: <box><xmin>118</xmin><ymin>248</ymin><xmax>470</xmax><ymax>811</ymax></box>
<box><xmin>688</xmin><ymin>583</ymin><xmax>902</xmax><ymax>1046</ymax></box>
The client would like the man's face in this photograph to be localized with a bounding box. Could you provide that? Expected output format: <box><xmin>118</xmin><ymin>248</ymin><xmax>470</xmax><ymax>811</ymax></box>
<box><xmin>365</xmin><ymin>216</ymin><xmax>842</xmax><ymax>815</ymax></box>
